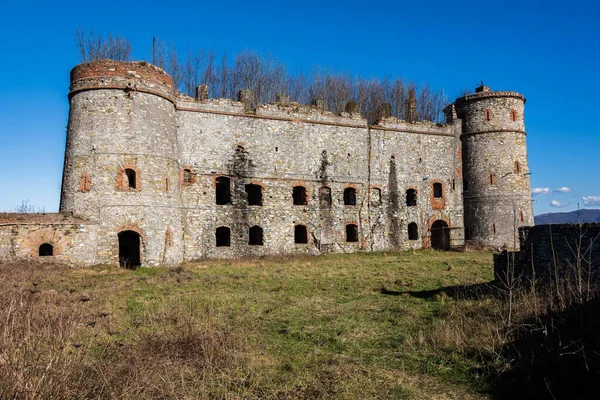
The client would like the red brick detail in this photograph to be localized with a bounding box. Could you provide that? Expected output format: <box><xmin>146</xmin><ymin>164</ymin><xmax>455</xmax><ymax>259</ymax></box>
<box><xmin>514</xmin><ymin>161</ymin><xmax>521</xmax><ymax>174</ymax></box>
<box><xmin>423</xmin><ymin>215</ymin><xmax>451</xmax><ymax>249</ymax></box>
<box><xmin>116</xmin><ymin>163</ymin><xmax>141</xmax><ymax>190</ymax></box>
<box><xmin>80</xmin><ymin>173</ymin><xmax>91</xmax><ymax>192</ymax></box>
<box><xmin>71</xmin><ymin>60</ymin><xmax>173</xmax><ymax>88</ymax></box>
<box><xmin>430</xmin><ymin>180</ymin><xmax>446</xmax><ymax>210</ymax></box>
<box><xmin>484</xmin><ymin>109</ymin><xmax>492</xmax><ymax>122</ymax></box>
<box><xmin>179</xmin><ymin>166</ymin><xmax>196</xmax><ymax>186</ymax></box>
<box><xmin>22</xmin><ymin>228</ymin><xmax>65</xmax><ymax>258</ymax></box>
<box><xmin>511</xmin><ymin>109</ymin><xmax>518</xmax><ymax>121</ymax></box>
<box><xmin>165</xmin><ymin>227</ymin><xmax>173</xmax><ymax>248</ymax></box>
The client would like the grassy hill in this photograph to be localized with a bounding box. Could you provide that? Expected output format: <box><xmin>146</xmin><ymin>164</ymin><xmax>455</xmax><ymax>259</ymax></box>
<box><xmin>2</xmin><ymin>251</ymin><xmax>597</xmax><ymax>399</ymax></box>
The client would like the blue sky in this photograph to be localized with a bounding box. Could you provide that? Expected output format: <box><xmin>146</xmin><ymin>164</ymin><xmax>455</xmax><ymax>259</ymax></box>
<box><xmin>0</xmin><ymin>0</ymin><xmax>598</xmax><ymax>215</ymax></box>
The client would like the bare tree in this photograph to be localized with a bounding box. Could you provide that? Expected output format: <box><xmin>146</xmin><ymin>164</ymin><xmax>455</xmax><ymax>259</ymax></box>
<box><xmin>75</xmin><ymin>28</ymin><xmax>131</xmax><ymax>63</ymax></box>
<box><xmin>13</xmin><ymin>200</ymin><xmax>45</xmax><ymax>213</ymax></box>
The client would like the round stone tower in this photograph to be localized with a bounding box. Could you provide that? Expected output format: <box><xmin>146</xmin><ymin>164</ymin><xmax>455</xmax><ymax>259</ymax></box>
<box><xmin>454</xmin><ymin>84</ymin><xmax>534</xmax><ymax>249</ymax></box>
<box><xmin>60</xmin><ymin>60</ymin><xmax>183</xmax><ymax>266</ymax></box>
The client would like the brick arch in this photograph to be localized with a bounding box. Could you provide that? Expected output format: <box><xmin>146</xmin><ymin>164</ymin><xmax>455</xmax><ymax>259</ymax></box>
<box><xmin>22</xmin><ymin>228</ymin><xmax>66</xmax><ymax>258</ymax></box>
<box><xmin>116</xmin><ymin>162</ymin><xmax>142</xmax><ymax>190</ymax></box>
<box><xmin>423</xmin><ymin>215</ymin><xmax>451</xmax><ymax>248</ymax></box>
<box><xmin>116</xmin><ymin>223</ymin><xmax>145</xmax><ymax>266</ymax></box>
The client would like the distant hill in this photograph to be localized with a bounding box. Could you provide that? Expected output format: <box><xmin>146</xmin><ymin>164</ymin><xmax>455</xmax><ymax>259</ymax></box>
<box><xmin>535</xmin><ymin>209</ymin><xmax>600</xmax><ymax>225</ymax></box>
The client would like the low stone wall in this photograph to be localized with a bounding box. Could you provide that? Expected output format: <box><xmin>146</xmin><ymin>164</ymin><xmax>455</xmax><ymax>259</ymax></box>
<box><xmin>494</xmin><ymin>223</ymin><xmax>600</xmax><ymax>281</ymax></box>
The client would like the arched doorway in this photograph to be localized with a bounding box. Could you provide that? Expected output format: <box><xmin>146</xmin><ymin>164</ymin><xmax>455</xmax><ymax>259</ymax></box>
<box><xmin>430</xmin><ymin>220</ymin><xmax>450</xmax><ymax>250</ymax></box>
<box><xmin>118</xmin><ymin>230</ymin><xmax>141</xmax><ymax>269</ymax></box>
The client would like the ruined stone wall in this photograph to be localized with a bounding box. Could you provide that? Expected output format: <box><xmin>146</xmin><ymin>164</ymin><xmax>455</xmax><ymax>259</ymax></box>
<box><xmin>175</xmin><ymin>98</ymin><xmax>464</xmax><ymax>259</ymax></box>
<box><xmin>494</xmin><ymin>224</ymin><xmax>600</xmax><ymax>281</ymax></box>
<box><xmin>456</xmin><ymin>89</ymin><xmax>533</xmax><ymax>249</ymax></box>
<box><xmin>0</xmin><ymin>214</ymin><xmax>98</xmax><ymax>265</ymax></box>
<box><xmin>1</xmin><ymin>61</ymin><xmax>538</xmax><ymax>267</ymax></box>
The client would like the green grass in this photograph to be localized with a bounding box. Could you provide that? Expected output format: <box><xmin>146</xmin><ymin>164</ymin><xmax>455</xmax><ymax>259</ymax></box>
<box><xmin>0</xmin><ymin>250</ymin><xmax>496</xmax><ymax>399</ymax></box>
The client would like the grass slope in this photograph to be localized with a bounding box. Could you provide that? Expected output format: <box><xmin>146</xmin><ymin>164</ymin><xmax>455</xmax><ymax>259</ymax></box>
<box><xmin>0</xmin><ymin>251</ymin><xmax>495</xmax><ymax>399</ymax></box>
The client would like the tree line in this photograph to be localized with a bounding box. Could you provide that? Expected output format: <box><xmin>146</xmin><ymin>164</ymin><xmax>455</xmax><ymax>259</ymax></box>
<box><xmin>75</xmin><ymin>29</ymin><xmax>447</xmax><ymax>123</ymax></box>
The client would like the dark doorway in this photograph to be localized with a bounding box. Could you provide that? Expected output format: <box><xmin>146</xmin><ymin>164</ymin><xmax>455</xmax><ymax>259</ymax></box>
<box><xmin>118</xmin><ymin>230</ymin><xmax>141</xmax><ymax>269</ymax></box>
<box><xmin>408</xmin><ymin>223</ymin><xmax>419</xmax><ymax>240</ymax></box>
<box><xmin>293</xmin><ymin>186</ymin><xmax>307</xmax><ymax>205</ymax></box>
<box><xmin>39</xmin><ymin>243</ymin><xmax>53</xmax><ymax>257</ymax></box>
<box><xmin>406</xmin><ymin>189</ymin><xmax>417</xmax><ymax>206</ymax></box>
<box><xmin>430</xmin><ymin>220</ymin><xmax>450</xmax><ymax>250</ymax></box>
<box><xmin>344</xmin><ymin>188</ymin><xmax>357</xmax><ymax>206</ymax></box>
<box><xmin>346</xmin><ymin>224</ymin><xmax>359</xmax><ymax>242</ymax></box>
<box><xmin>216</xmin><ymin>177</ymin><xmax>231</xmax><ymax>205</ymax></box>
<box><xmin>245</xmin><ymin>184</ymin><xmax>262</xmax><ymax>206</ymax></box>
<box><xmin>295</xmin><ymin>225</ymin><xmax>308</xmax><ymax>244</ymax></box>
<box><xmin>216</xmin><ymin>226</ymin><xmax>231</xmax><ymax>247</ymax></box>
<box><xmin>249</xmin><ymin>226</ymin><xmax>264</xmax><ymax>246</ymax></box>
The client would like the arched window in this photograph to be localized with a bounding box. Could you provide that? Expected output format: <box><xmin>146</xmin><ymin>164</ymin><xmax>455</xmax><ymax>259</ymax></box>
<box><xmin>245</xmin><ymin>184</ymin><xmax>262</xmax><ymax>206</ymax></box>
<box><xmin>293</xmin><ymin>186</ymin><xmax>308</xmax><ymax>205</ymax></box>
<box><xmin>249</xmin><ymin>226</ymin><xmax>264</xmax><ymax>246</ymax></box>
<box><xmin>216</xmin><ymin>177</ymin><xmax>231</xmax><ymax>205</ymax></box>
<box><xmin>216</xmin><ymin>226</ymin><xmax>231</xmax><ymax>247</ymax></box>
<box><xmin>344</xmin><ymin>188</ymin><xmax>357</xmax><ymax>206</ymax></box>
<box><xmin>511</xmin><ymin>109</ymin><xmax>518</xmax><ymax>121</ymax></box>
<box><xmin>319</xmin><ymin>186</ymin><xmax>332</xmax><ymax>206</ymax></box>
<box><xmin>408</xmin><ymin>223</ymin><xmax>418</xmax><ymax>240</ymax></box>
<box><xmin>433</xmin><ymin>183</ymin><xmax>443</xmax><ymax>198</ymax></box>
<box><xmin>295</xmin><ymin>225</ymin><xmax>308</xmax><ymax>244</ymax></box>
<box><xmin>514</xmin><ymin>161</ymin><xmax>521</xmax><ymax>174</ymax></box>
<box><xmin>406</xmin><ymin>189</ymin><xmax>417</xmax><ymax>206</ymax></box>
<box><xmin>39</xmin><ymin>243</ymin><xmax>53</xmax><ymax>257</ymax></box>
<box><xmin>124</xmin><ymin>168</ymin><xmax>137</xmax><ymax>189</ymax></box>
<box><xmin>181</xmin><ymin>168</ymin><xmax>194</xmax><ymax>185</ymax></box>
<box><xmin>346</xmin><ymin>224</ymin><xmax>358</xmax><ymax>242</ymax></box>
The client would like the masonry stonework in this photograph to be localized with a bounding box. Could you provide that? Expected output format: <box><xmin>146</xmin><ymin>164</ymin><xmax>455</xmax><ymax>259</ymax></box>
<box><xmin>0</xmin><ymin>61</ymin><xmax>534</xmax><ymax>266</ymax></box>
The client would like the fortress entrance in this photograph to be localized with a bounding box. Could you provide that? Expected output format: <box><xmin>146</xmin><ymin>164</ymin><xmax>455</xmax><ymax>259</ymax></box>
<box><xmin>118</xmin><ymin>230</ymin><xmax>141</xmax><ymax>268</ymax></box>
<box><xmin>430</xmin><ymin>220</ymin><xmax>450</xmax><ymax>251</ymax></box>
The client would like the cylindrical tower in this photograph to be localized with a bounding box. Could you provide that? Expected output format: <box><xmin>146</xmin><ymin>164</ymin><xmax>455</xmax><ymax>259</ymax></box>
<box><xmin>455</xmin><ymin>85</ymin><xmax>533</xmax><ymax>249</ymax></box>
<box><xmin>60</xmin><ymin>60</ymin><xmax>183</xmax><ymax>265</ymax></box>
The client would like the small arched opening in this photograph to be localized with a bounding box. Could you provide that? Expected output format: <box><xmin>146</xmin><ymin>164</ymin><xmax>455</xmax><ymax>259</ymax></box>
<box><xmin>249</xmin><ymin>226</ymin><xmax>264</xmax><ymax>246</ymax></box>
<box><xmin>216</xmin><ymin>226</ymin><xmax>231</xmax><ymax>247</ymax></box>
<box><xmin>407</xmin><ymin>223</ymin><xmax>419</xmax><ymax>241</ymax></box>
<box><xmin>39</xmin><ymin>243</ymin><xmax>53</xmax><ymax>257</ymax></box>
<box><xmin>346</xmin><ymin>224</ymin><xmax>359</xmax><ymax>243</ymax></box>
<box><xmin>245</xmin><ymin>184</ymin><xmax>263</xmax><ymax>206</ymax></box>
<box><xmin>295</xmin><ymin>225</ymin><xmax>308</xmax><ymax>244</ymax></box>
<box><xmin>118</xmin><ymin>230</ymin><xmax>141</xmax><ymax>269</ymax></box>
<box><xmin>293</xmin><ymin>186</ymin><xmax>308</xmax><ymax>205</ymax></box>
<box><xmin>216</xmin><ymin>177</ymin><xmax>231</xmax><ymax>205</ymax></box>
<box><xmin>430</xmin><ymin>220</ymin><xmax>450</xmax><ymax>251</ymax></box>
<box><xmin>344</xmin><ymin>187</ymin><xmax>357</xmax><ymax>206</ymax></box>
<box><xmin>406</xmin><ymin>189</ymin><xmax>417</xmax><ymax>206</ymax></box>
<box><xmin>124</xmin><ymin>168</ymin><xmax>137</xmax><ymax>189</ymax></box>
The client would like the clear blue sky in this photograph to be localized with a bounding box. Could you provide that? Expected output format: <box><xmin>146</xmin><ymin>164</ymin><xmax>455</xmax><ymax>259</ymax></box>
<box><xmin>0</xmin><ymin>0</ymin><xmax>598</xmax><ymax>215</ymax></box>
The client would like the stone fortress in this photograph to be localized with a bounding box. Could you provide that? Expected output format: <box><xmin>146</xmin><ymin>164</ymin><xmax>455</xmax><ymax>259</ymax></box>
<box><xmin>0</xmin><ymin>60</ymin><xmax>534</xmax><ymax>267</ymax></box>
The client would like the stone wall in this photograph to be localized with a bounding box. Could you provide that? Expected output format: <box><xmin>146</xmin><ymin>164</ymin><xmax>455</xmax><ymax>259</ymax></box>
<box><xmin>494</xmin><ymin>224</ymin><xmax>600</xmax><ymax>281</ymax></box>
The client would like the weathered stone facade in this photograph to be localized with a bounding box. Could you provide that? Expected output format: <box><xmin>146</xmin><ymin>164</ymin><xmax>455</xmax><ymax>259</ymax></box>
<box><xmin>0</xmin><ymin>61</ymin><xmax>534</xmax><ymax>267</ymax></box>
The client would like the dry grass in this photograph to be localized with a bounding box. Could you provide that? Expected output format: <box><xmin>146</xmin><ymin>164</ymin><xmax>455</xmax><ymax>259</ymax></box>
<box><xmin>3</xmin><ymin>250</ymin><xmax>561</xmax><ymax>399</ymax></box>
